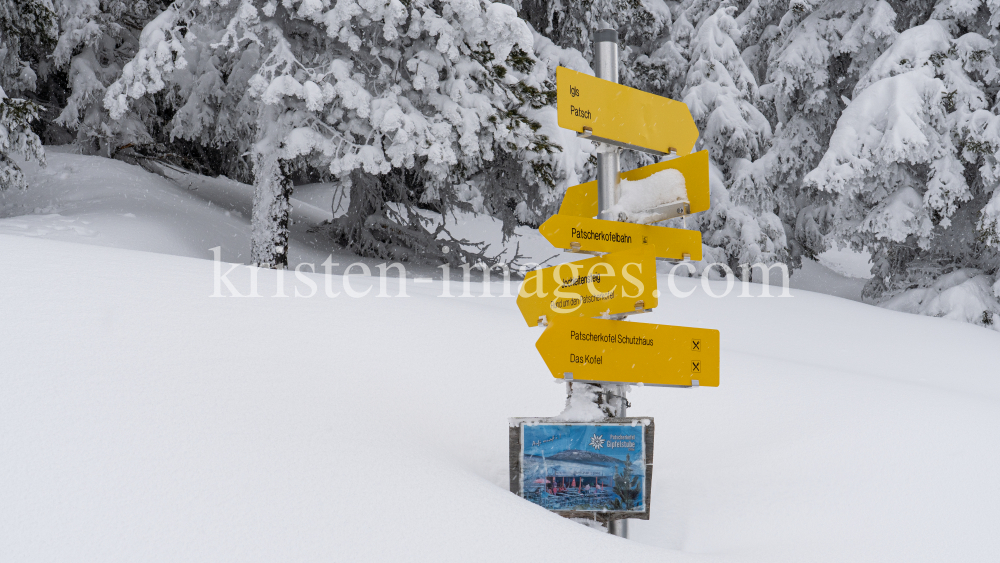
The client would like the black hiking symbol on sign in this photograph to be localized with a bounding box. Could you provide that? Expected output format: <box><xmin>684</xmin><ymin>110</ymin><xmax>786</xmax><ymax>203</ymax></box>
<box><xmin>691</xmin><ymin>360</ymin><xmax>702</xmax><ymax>373</ymax></box>
<box><xmin>691</xmin><ymin>339</ymin><xmax>701</xmax><ymax>351</ymax></box>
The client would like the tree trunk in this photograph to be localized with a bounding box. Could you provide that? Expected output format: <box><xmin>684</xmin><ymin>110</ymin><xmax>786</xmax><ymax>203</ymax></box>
<box><xmin>249</xmin><ymin>102</ymin><xmax>294</xmax><ymax>269</ymax></box>
<box><xmin>250</xmin><ymin>156</ymin><xmax>293</xmax><ymax>268</ymax></box>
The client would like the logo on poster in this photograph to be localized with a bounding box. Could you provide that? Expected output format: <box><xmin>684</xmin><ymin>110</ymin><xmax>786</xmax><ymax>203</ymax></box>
<box><xmin>589</xmin><ymin>434</ymin><xmax>605</xmax><ymax>449</ymax></box>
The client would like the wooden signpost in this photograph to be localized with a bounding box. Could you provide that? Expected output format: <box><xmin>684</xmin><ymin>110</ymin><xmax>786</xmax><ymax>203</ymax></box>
<box><xmin>510</xmin><ymin>29</ymin><xmax>721</xmax><ymax>538</ymax></box>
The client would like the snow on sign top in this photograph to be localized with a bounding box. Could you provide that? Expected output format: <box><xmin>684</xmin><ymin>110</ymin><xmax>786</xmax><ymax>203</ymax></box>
<box><xmin>557</xmin><ymin>66</ymin><xmax>699</xmax><ymax>156</ymax></box>
<box><xmin>607</xmin><ymin>169</ymin><xmax>687</xmax><ymax>217</ymax></box>
<box><xmin>558</xmin><ymin>151</ymin><xmax>711</xmax><ymax>219</ymax></box>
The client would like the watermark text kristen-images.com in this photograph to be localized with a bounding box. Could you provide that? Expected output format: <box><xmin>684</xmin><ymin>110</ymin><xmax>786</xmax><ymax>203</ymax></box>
<box><xmin>209</xmin><ymin>247</ymin><xmax>792</xmax><ymax>301</ymax></box>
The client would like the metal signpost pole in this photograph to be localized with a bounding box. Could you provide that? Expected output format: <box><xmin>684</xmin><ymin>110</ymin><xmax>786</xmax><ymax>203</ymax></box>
<box><xmin>595</xmin><ymin>29</ymin><xmax>620</xmax><ymax>221</ymax></box>
<box><xmin>594</xmin><ymin>28</ymin><xmax>629</xmax><ymax>540</ymax></box>
<box><xmin>607</xmin><ymin>380</ymin><xmax>629</xmax><ymax>538</ymax></box>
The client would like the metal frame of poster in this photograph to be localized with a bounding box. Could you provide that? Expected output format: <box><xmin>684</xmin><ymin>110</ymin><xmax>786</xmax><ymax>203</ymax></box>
<box><xmin>508</xmin><ymin>417</ymin><xmax>654</xmax><ymax>523</ymax></box>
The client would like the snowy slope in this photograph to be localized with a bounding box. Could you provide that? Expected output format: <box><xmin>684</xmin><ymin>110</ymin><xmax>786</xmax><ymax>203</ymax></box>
<box><xmin>2</xmin><ymin>234</ymin><xmax>998</xmax><ymax>563</ymax></box>
<box><xmin>0</xmin><ymin>149</ymin><xmax>565</xmax><ymax>275</ymax></box>
<box><xmin>2</xmin><ymin>150</ymin><xmax>871</xmax><ymax>297</ymax></box>
<box><xmin>0</xmin><ymin>147</ymin><xmax>262</xmax><ymax>264</ymax></box>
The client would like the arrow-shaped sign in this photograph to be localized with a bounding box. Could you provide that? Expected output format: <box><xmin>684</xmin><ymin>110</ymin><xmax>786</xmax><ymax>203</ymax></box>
<box><xmin>535</xmin><ymin>316</ymin><xmax>720</xmax><ymax>387</ymax></box>
<box><xmin>559</xmin><ymin>151</ymin><xmax>711</xmax><ymax>219</ymax></box>
<box><xmin>538</xmin><ymin>215</ymin><xmax>702</xmax><ymax>261</ymax></box>
<box><xmin>516</xmin><ymin>247</ymin><xmax>658</xmax><ymax>327</ymax></box>
<box><xmin>558</xmin><ymin>66</ymin><xmax>699</xmax><ymax>156</ymax></box>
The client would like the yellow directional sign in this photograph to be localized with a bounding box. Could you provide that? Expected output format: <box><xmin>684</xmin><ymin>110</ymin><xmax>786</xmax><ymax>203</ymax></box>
<box><xmin>539</xmin><ymin>215</ymin><xmax>702</xmax><ymax>261</ymax></box>
<box><xmin>516</xmin><ymin>248</ymin><xmax>657</xmax><ymax>327</ymax></box>
<box><xmin>557</xmin><ymin>66</ymin><xmax>699</xmax><ymax>156</ymax></box>
<box><xmin>535</xmin><ymin>316</ymin><xmax>720</xmax><ymax>387</ymax></box>
<box><xmin>559</xmin><ymin>151</ymin><xmax>711</xmax><ymax>218</ymax></box>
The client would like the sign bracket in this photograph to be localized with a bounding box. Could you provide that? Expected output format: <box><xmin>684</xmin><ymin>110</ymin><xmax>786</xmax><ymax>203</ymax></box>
<box><xmin>576</xmin><ymin>130</ymin><xmax>671</xmax><ymax>157</ymax></box>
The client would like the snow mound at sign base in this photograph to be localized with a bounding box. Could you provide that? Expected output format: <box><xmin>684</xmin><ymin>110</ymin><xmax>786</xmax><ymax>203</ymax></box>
<box><xmin>2</xmin><ymin>234</ymin><xmax>1000</xmax><ymax>563</ymax></box>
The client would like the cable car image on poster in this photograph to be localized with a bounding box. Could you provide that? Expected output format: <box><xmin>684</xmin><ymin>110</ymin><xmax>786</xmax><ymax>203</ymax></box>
<box><xmin>519</xmin><ymin>422</ymin><xmax>647</xmax><ymax>514</ymax></box>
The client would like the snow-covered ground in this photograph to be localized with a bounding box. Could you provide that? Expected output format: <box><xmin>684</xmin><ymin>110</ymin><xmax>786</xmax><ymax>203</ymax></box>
<box><xmin>0</xmin><ymin>148</ymin><xmax>563</xmax><ymax>276</ymax></box>
<box><xmin>2</xmin><ymin>234</ymin><xmax>998</xmax><ymax>563</ymax></box>
<box><xmin>784</xmin><ymin>256</ymin><xmax>869</xmax><ymax>301</ymax></box>
<box><xmin>3</xmin><ymin>152</ymin><xmax>997</xmax><ymax>562</ymax></box>
<box><xmin>1</xmin><ymin>149</ymin><xmax>870</xmax><ymax>296</ymax></box>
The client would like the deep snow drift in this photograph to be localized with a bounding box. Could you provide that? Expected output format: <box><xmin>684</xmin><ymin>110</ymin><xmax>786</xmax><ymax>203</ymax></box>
<box><xmin>2</xmin><ymin>233</ymin><xmax>999</xmax><ymax>563</ymax></box>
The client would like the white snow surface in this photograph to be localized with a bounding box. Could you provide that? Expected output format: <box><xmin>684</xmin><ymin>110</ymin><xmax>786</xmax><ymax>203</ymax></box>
<box><xmin>883</xmin><ymin>268</ymin><xmax>1000</xmax><ymax>325</ymax></box>
<box><xmin>816</xmin><ymin>246</ymin><xmax>873</xmax><ymax>279</ymax></box>
<box><xmin>2</xmin><ymin>232</ymin><xmax>1000</xmax><ymax>563</ymax></box>
<box><xmin>549</xmin><ymin>382</ymin><xmax>607</xmax><ymax>422</ymax></box>
<box><xmin>0</xmin><ymin>148</ymin><xmax>566</xmax><ymax>274</ymax></box>
<box><xmin>607</xmin><ymin>168</ymin><xmax>687</xmax><ymax>220</ymax></box>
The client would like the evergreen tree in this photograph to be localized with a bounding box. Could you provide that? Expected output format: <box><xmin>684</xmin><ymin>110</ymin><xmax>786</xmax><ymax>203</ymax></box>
<box><xmin>51</xmin><ymin>0</ymin><xmax>169</xmax><ymax>156</ymax></box>
<box><xmin>106</xmin><ymin>0</ymin><xmax>560</xmax><ymax>268</ymax></box>
<box><xmin>804</xmin><ymin>11</ymin><xmax>1000</xmax><ymax>323</ymax></box>
<box><xmin>632</xmin><ymin>4</ymin><xmax>691</xmax><ymax>102</ymax></box>
<box><xmin>682</xmin><ymin>5</ymin><xmax>787</xmax><ymax>276</ymax></box>
<box><xmin>0</xmin><ymin>0</ymin><xmax>56</xmax><ymax>191</ymax></box>
<box><xmin>514</xmin><ymin>0</ymin><xmax>670</xmax><ymax>72</ymax></box>
<box><xmin>608</xmin><ymin>453</ymin><xmax>641</xmax><ymax>511</ymax></box>
<box><xmin>736</xmin><ymin>0</ymin><xmax>899</xmax><ymax>263</ymax></box>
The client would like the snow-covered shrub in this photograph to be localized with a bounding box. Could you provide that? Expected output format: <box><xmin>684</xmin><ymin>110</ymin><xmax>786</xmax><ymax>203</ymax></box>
<box><xmin>882</xmin><ymin>268</ymin><xmax>1000</xmax><ymax>330</ymax></box>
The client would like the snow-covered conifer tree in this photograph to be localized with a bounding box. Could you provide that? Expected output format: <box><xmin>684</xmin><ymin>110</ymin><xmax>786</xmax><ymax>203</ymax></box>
<box><xmin>512</xmin><ymin>0</ymin><xmax>693</xmax><ymax>120</ymax></box>
<box><xmin>50</xmin><ymin>0</ymin><xmax>168</xmax><ymax>155</ymax></box>
<box><xmin>0</xmin><ymin>0</ymin><xmax>56</xmax><ymax>190</ymax></box>
<box><xmin>631</xmin><ymin>6</ymin><xmax>691</xmax><ymax>102</ymax></box>
<box><xmin>514</xmin><ymin>0</ymin><xmax>670</xmax><ymax>65</ymax></box>
<box><xmin>737</xmin><ymin>0</ymin><xmax>898</xmax><ymax>262</ymax></box>
<box><xmin>106</xmin><ymin>0</ymin><xmax>559</xmax><ymax>268</ymax></box>
<box><xmin>682</xmin><ymin>6</ymin><xmax>787</xmax><ymax>275</ymax></box>
<box><xmin>805</xmin><ymin>11</ymin><xmax>1000</xmax><ymax>325</ymax></box>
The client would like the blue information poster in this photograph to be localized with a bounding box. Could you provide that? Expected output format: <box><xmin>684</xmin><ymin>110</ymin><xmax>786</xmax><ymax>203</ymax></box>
<box><xmin>520</xmin><ymin>422</ymin><xmax>646</xmax><ymax>513</ymax></box>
